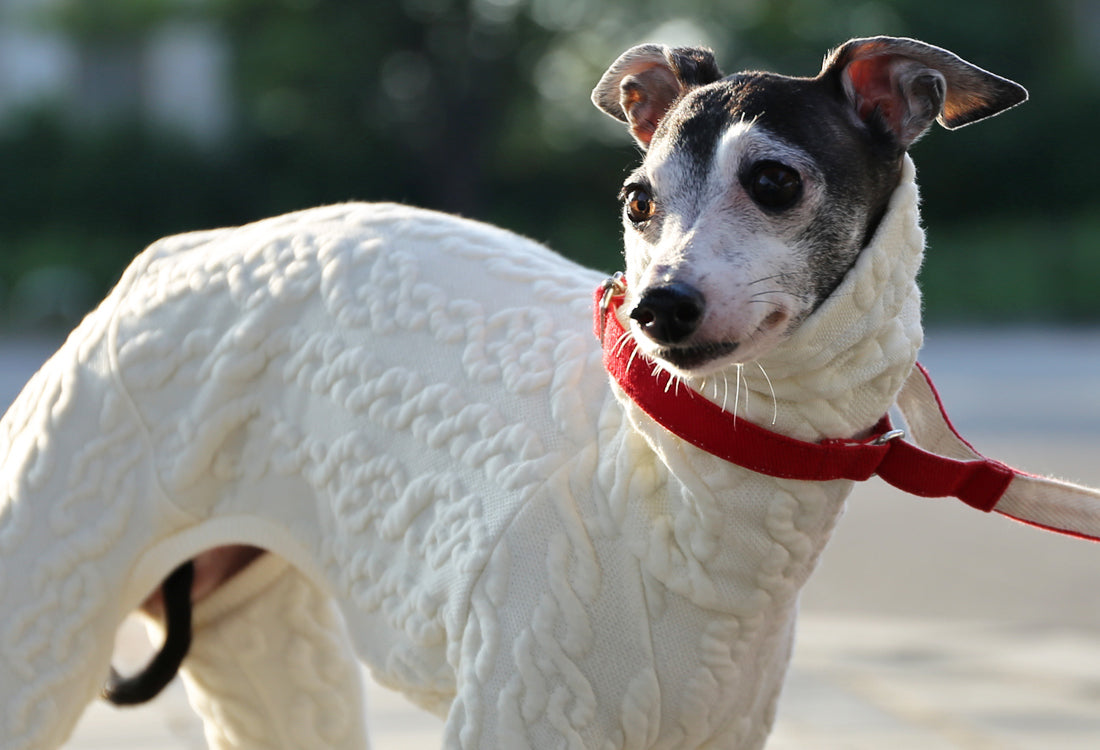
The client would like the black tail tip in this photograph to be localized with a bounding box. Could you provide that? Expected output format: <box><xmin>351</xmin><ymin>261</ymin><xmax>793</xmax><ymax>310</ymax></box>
<box><xmin>101</xmin><ymin>561</ymin><xmax>195</xmax><ymax>707</ymax></box>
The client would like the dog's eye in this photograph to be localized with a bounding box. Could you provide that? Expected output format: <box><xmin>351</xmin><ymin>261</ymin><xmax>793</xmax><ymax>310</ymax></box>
<box><xmin>746</xmin><ymin>162</ymin><xmax>802</xmax><ymax>210</ymax></box>
<box><xmin>624</xmin><ymin>187</ymin><xmax>656</xmax><ymax>224</ymax></box>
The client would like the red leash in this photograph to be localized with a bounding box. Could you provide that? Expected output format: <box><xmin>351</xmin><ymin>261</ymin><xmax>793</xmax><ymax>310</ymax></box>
<box><xmin>594</xmin><ymin>277</ymin><xmax>1100</xmax><ymax>541</ymax></box>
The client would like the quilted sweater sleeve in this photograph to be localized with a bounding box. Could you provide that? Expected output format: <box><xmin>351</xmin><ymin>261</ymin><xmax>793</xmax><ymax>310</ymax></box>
<box><xmin>157</xmin><ymin>555</ymin><xmax>370</xmax><ymax>749</ymax></box>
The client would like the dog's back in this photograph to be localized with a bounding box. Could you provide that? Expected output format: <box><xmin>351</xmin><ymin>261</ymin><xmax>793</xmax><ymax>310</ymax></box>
<box><xmin>0</xmin><ymin>202</ymin><xmax>614</xmax><ymax>744</ymax></box>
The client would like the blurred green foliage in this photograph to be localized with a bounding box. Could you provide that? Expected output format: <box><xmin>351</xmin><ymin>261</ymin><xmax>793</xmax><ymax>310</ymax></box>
<box><xmin>1</xmin><ymin>0</ymin><xmax>1098</xmax><ymax>327</ymax></box>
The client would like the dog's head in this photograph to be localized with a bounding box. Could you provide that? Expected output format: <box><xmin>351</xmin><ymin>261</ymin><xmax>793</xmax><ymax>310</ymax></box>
<box><xmin>593</xmin><ymin>37</ymin><xmax>1026</xmax><ymax>377</ymax></box>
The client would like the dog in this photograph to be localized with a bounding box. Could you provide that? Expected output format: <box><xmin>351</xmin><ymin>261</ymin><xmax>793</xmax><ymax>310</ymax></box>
<box><xmin>0</xmin><ymin>37</ymin><xmax>1025</xmax><ymax>749</ymax></box>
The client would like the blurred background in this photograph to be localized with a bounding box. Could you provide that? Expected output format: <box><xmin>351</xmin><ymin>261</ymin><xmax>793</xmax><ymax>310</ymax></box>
<box><xmin>0</xmin><ymin>0</ymin><xmax>1097</xmax><ymax>331</ymax></box>
<box><xmin>0</xmin><ymin>2</ymin><xmax>1097</xmax><ymax>746</ymax></box>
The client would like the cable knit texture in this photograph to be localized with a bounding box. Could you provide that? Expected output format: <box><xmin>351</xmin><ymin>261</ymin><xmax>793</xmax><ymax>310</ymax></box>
<box><xmin>1</xmin><ymin>157</ymin><xmax>923</xmax><ymax>749</ymax></box>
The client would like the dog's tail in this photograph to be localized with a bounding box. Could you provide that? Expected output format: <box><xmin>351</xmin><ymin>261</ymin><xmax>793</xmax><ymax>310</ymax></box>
<box><xmin>101</xmin><ymin>561</ymin><xmax>194</xmax><ymax>705</ymax></box>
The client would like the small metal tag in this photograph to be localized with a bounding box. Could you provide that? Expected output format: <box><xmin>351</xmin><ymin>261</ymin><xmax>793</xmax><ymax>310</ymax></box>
<box><xmin>871</xmin><ymin>428</ymin><xmax>906</xmax><ymax>446</ymax></box>
<box><xmin>598</xmin><ymin>272</ymin><xmax>627</xmax><ymax>344</ymax></box>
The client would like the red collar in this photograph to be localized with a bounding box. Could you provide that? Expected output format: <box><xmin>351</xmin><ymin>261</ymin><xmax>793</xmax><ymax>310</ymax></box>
<box><xmin>593</xmin><ymin>276</ymin><xmax>1015</xmax><ymax>513</ymax></box>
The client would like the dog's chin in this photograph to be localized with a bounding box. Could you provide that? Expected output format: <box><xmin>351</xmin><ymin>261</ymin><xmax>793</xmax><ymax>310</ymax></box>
<box><xmin>650</xmin><ymin>342</ymin><xmax>739</xmax><ymax>377</ymax></box>
<box><xmin>643</xmin><ymin>333</ymin><xmax>791</xmax><ymax>379</ymax></box>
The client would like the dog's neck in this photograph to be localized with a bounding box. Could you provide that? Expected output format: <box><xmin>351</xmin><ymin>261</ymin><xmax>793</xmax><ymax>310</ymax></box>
<box><xmin>688</xmin><ymin>154</ymin><xmax>925</xmax><ymax>443</ymax></box>
<box><xmin>600</xmin><ymin>156</ymin><xmax>924</xmax><ymax>616</ymax></box>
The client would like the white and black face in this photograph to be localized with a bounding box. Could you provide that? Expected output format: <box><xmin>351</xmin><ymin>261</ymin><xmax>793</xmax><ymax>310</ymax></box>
<box><xmin>616</xmin><ymin>76</ymin><xmax>896</xmax><ymax>377</ymax></box>
<box><xmin>592</xmin><ymin>38</ymin><xmax>1026</xmax><ymax>378</ymax></box>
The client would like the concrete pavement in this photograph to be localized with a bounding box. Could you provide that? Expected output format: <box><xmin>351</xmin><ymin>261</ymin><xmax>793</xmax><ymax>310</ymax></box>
<box><xmin>2</xmin><ymin>328</ymin><xmax>1097</xmax><ymax>748</ymax></box>
<box><xmin>65</xmin><ymin>611</ymin><xmax>1100</xmax><ymax>749</ymax></box>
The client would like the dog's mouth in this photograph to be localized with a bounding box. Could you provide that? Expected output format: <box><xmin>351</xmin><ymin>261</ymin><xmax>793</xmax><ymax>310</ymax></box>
<box><xmin>652</xmin><ymin>341</ymin><xmax>739</xmax><ymax>372</ymax></box>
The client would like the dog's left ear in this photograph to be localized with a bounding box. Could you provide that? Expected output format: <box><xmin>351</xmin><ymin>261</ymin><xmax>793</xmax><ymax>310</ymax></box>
<box><xmin>592</xmin><ymin>44</ymin><xmax>723</xmax><ymax>149</ymax></box>
<box><xmin>821</xmin><ymin>36</ymin><xmax>1028</xmax><ymax>148</ymax></box>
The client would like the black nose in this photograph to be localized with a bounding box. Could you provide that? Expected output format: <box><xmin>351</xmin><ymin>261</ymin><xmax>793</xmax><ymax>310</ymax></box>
<box><xmin>630</xmin><ymin>283</ymin><xmax>706</xmax><ymax>344</ymax></box>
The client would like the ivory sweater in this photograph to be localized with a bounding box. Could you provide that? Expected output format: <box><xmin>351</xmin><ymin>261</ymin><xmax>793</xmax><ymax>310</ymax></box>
<box><xmin>0</xmin><ymin>157</ymin><xmax>923</xmax><ymax>749</ymax></box>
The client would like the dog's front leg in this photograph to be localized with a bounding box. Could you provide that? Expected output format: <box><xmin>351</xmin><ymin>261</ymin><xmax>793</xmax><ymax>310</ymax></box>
<box><xmin>167</xmin><ymin>555</ymin><xmax>370</xmax><ymax>749</ymax></box>
<box><xmin>440</xmin><ymin>503</ymin><xmax>670</xmax><ymax>750</ymax></box>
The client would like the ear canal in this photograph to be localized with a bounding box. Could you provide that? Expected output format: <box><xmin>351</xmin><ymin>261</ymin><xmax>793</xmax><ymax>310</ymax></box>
<box><xmin>821</xmin><ymin>36</ymin><xmax>1027</xmax><ymax>147</ymax></box>
<box><xmin>592</xmin><ymin>44</ymin><xmax>722</xmax><ymax>149</ymax></box>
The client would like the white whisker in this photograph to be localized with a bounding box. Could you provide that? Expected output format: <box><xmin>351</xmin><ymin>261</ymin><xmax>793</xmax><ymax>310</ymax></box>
<box><xmin>625</xmin><ymin>345</ymin><xmax>641</xmax><ymax>375</ymax></box>
<box><xmin>756</xmin><ymin>362</ymin><xmax>778</xmax><ymax>426</ymax></box>
<box><xmin>735</xmin><ymin>364</ymin><xmax>744</xmax><ymax>419</ymax></box>
<box><xmin>613</xmin><ymin>331</ymin><xmax>632</xmax><ymax>356</ymax></box>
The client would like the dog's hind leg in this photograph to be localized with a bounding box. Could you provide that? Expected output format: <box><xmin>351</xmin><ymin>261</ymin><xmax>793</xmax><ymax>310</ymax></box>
<box><xmin>163</xmin><ymin>554</ymin><xmax>370</xmax><ymax>748</ymax></box>
<box><xmin>0</xmin><ymin>319</ymin><xmax>192</xmax><ymax>749</ymax></box>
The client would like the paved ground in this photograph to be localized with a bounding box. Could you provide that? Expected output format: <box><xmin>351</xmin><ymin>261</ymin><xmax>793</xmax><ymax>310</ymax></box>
<box><xmin>3</xmin><ymin>327</ymin><xmax>1098</xmax><ymax>748</ymax></box>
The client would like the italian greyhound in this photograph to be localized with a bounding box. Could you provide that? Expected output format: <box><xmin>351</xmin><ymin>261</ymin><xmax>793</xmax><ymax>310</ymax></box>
<box><xmin>2</xmin><ymin>36</ymin><xmax>1025</xmax><ymax>749</ymax></box>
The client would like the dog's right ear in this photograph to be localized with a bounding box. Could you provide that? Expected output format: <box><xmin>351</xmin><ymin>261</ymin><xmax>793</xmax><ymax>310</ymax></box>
<box><xmin>820</xmin><ymin>37</ymin><xmax>1028</xmax><ymax>149</ymax></box>
<box><xmin>592</xmin><ymin>45</ymin><xmax>722</xmax><ymax>149</ymax></box>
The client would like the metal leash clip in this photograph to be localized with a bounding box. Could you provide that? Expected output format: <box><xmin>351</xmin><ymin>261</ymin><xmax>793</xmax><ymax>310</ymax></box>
<box><xmin>871</xmin><ymin>428</ymin><xmax>907</xmax><ymax>446</ymax></box>
<box><xmin>598</xmin><ymin>272</ymin><xmax>627</xmax><ymax>344</ymax></box>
